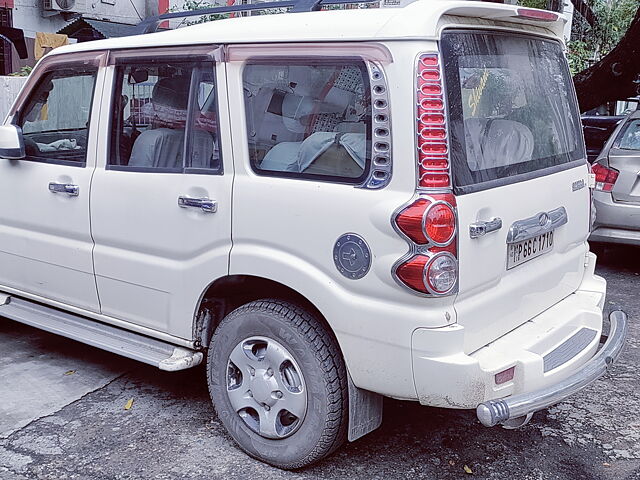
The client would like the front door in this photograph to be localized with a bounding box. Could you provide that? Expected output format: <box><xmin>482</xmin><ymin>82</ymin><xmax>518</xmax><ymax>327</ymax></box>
<box><xmin>0</xmin><ymin>52</ymin><xmax>104</xmax><ymax>311</ymax></box>
<box><xmin>90</xmin><ymin>49</ymin><xmax>233</xmax><ymax>339</ymax></box>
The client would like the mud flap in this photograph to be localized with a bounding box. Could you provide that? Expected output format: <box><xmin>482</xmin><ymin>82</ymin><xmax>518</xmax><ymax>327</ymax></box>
<box><xmin>347</xmin><ymin>372</ymin><xmax>383</xmax><ymax>442</ymax></box>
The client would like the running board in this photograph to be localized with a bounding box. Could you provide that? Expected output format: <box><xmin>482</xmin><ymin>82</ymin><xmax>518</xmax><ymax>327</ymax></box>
<box><xmin>0</xmin><ymin>296</ymin><xmax>202</xmax><ymax>371</ymax></box>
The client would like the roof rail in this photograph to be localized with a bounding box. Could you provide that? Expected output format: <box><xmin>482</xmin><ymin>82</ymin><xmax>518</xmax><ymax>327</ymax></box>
<box><xmin>135</xmin><ymin>0</ymin><xmax>381</xmax><ymax>35</ymax></box>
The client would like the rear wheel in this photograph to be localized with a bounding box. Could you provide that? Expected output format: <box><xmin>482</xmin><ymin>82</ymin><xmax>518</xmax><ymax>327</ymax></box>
<box><xmin>207</xmin><ymin>299</ymin><xmax>348</xmax><ymax>469</ymax></box>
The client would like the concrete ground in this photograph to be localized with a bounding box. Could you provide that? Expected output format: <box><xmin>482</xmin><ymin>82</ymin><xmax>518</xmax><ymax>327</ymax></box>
<box><xmin>0</xmin><ymin>244</ymin><xmax>638</xmax><ymax>480</ymax></box>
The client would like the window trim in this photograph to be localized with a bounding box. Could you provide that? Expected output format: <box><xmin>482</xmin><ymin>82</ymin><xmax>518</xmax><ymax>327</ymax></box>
<box><xmin>105</xmin><ymin>48</ymin><xmax>223</xmax><ymax>175</ymax></box>
<box><xmin>12</xmin><ymin>54</ymin><xmax>103</xmax><ymax>168</ymax></box>
<box><xmin>440</xmin><ymin>29</ymin><xmax>587</xmax><ymax>196</ymax></box>
<box><xmin>242</xmin><ymin>56</ymin><xmax>374</xmax><ymax>186</ymax></box>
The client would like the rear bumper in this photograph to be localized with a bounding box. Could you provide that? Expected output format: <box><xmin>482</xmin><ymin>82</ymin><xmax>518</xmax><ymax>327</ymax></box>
<box><xmin>590</xmin><ymin>227</ymin><xmax>640</xmax><ymax>246</ymax></box>
<box><xmin>590</xmin><ymin>190</ymin><xmax>640</xmax><ymax>246</ymax></box>
<box><xmin>411</xmin><ymin>252</ymin><xmax>615</xmax><ymax>409</ymax></box>
<box><xmin>476</xmin><ymin>309</ymin><xmax>627</xmax><ymax>427</ymax></box>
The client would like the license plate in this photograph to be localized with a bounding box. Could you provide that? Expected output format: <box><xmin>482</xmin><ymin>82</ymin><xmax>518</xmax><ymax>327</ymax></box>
<box><xmin>507</xmin><ymin>230</ymin><xmax>554</xmax><ymax>270</ymax></box>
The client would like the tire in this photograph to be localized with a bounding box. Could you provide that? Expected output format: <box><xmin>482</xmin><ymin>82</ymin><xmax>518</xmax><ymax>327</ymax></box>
<box><xmin>207</xmin><ymin>299</ymin><xmax>348</xmax><ymax>469</ymax></box>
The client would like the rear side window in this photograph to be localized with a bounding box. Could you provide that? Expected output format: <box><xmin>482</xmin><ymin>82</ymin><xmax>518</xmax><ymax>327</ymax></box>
<box><xmin>243</xmin><ymin>59</ymin><xmax>371</xmax><ymax>183</ymax></box>
<box><xmin>617</xmin><ymin>119</ymin><xmax>640</xmax><ymax>150</ymax></box>
<box><xmin>441</xmin><ymin>31</ymin><xmax>586</xmax><ymax>194</ymax></box>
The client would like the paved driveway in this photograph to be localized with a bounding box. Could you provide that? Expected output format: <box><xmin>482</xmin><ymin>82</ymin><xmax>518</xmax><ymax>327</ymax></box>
<box><xmin>1</xmin><ymin>244</ymin><xmax>638</xmax><ymax>480</ymax></box>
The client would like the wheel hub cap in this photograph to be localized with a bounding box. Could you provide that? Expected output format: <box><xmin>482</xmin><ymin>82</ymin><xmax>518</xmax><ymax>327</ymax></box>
<box><xmin>226</xmin><ymin>336</ymin><xmax>307</xmax><ymax>439</ymax></box>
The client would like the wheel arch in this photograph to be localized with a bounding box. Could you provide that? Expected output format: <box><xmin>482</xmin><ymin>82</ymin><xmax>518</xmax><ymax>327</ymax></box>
<box><xmin>192</xmin><ymin>274</ymin><xmax>330</xmax><ymax>350</ymax></box>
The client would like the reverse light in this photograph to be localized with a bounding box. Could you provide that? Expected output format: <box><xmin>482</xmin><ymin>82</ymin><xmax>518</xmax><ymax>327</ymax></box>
<box><xmin>425</xmin><ymin>253</ymin><xmax>457</xmax><ymax>294</ymax></box>
<box><xmin>591</xmin><ymin>163</ymin><xmax>619</xmax><ymax>192</ymax></box>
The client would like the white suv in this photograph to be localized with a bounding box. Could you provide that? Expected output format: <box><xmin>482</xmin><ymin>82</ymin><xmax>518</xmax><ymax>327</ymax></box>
<box><xmin>0</xmin><ymin>0</ymin><xmax>628</xmax><ymax>469</ymax></box>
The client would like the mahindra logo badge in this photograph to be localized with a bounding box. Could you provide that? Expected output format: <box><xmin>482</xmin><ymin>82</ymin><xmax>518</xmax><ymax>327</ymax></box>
<box><xmin>538</xmin><ymin>213</ymin><xmax>550</xmax><ymax>226</ymax></box>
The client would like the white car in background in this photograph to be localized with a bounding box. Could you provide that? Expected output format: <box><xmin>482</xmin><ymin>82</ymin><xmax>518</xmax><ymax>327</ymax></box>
<box><xmin>0</xmin><ymin>0</ymin><xmax>627</xmax><ymax>469</ymax></box>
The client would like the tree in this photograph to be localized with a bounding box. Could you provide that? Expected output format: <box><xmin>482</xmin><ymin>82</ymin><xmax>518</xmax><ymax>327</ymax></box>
<box><xmin>573</xmin><ymin>3</ymin><xmax>640</xmax><ymax>111</ymax></box>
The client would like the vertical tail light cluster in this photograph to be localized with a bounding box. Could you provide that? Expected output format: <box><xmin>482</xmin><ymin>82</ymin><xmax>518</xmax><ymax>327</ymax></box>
<box><xmin>391</xmin><ymin>53</ymin><xmax>459</xmax><ymax>296</ymax></box>
<box><xmin>416</xmin><ymin>54</ymin><xmax>449</xmax><ymax>189</ymax></box>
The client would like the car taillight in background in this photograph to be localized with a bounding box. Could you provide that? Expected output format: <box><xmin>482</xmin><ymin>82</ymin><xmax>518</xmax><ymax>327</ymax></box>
<box><xmin>591</xmin><ymin>163</ymin><xmax>619</xmax><ymax>192</ymax></box>
<box><xmin>391</xmin><ymin>53</ymin><xmax>458</xmax><ymax>297</ymax></box>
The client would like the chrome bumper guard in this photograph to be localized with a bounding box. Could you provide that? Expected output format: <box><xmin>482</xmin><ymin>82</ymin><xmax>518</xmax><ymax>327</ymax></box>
<box><xmin>477</xmin><ymin>310</ymin><xmax>628</xmax><ymax>428</ymax></box>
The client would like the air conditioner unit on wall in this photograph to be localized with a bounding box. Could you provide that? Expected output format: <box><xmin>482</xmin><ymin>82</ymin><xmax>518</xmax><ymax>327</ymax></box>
<box><xmin>42</xmin><ymin>0</ymin><xmax>88</xmax><ymax>14</ymax></box>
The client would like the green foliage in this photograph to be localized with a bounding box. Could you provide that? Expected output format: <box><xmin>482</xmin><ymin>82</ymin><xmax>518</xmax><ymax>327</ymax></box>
<box><xmin>9</xmin><ymin>65</ymin><xmax>32</xmax><ymax>77</ymax></box>
<box><xmin>568</xmin><ymin>0</ymin><xmax>637</xmax><ymax>74</ymax></box>
<box><xmin>519</xmin><ymin>0</ymin><xmax>549</xmax><ymax>9</ymax></box>
<box><xmin>169</xmin><ymin>0</ymin><xmax>230</xmax><ymax>25</ymax></box>
<box><xmin>518</xmin><ymin>0</ymin><xmax>637</xmax><ymax>74</ymax></box>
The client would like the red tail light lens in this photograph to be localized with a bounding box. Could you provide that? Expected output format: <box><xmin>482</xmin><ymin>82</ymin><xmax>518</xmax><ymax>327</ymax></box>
<box><xmin>395</xmin><ymin>199</ymin><xmax>429</xmax><ymax>244</ymax></box>
<box><xmin>416</xmin><ymin>53</ymin><xmax>451</xmax><ymax>189</ymax></box>
<box><xmin>425</xmin><ymin>203</ymin><xmax>456</xmax><ymax>245</ymax></box>
<box><xmin>395</xmin><ymin>255</ymin><xmax>429</xmax><ymax>292</ymax></box>
<box><xmin>592</xmin><ymin>163</ymin><xmax>619</xmax><ymax>192</ymax></box>
<box><xmin>395</xmin><ymin>195</ymin><xmax>456</xmax><ymax>246</ymax></box>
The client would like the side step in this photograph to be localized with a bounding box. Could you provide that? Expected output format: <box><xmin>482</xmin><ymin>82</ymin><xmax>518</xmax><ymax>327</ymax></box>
<box><xmin>0</xmin><ymin>296</ymin><xmax>202</xmax><ymax>371</ymax></box>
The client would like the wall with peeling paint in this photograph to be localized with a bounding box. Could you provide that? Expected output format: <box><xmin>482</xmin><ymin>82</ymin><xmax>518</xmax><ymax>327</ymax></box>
<box><xmin>0</xmin><ymin>75</ymin><xmax>26</xmax><ymax>122</ymax></box>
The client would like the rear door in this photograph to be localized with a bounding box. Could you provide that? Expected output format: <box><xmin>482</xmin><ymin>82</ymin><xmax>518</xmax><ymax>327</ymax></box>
<box><xmin>90</xmin><ymin>47</ymin><xmax>233</xmax><ymax>339</ymax></box>
<box><xmin>440</xmin><ymin>31</ymin><xmax>591</xmax><ymax>352</ymax></box>
<box><xmin>608</xmin><ymin>115</ymin><xmax>640</xmax><ymax>205</ymax></box>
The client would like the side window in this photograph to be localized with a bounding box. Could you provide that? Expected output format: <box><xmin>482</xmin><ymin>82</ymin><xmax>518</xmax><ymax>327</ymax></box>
<box><xmin>17</xmin><ymin>65</ymin><xmax>98</xmax><ymax>166</ymax></box>
<box><xmin>109</xmin><ymin>60</ymin><xmax>221</xmax><ymax>173</ymax></box>
<box><xmin>618</xmin><ymin>119</ymin><xmax>640</xmax><ymax>151</ymax></box>
<box><xmin>243</xmin><ymin>59</ymin><xmax>371</xmax><ymax>183</ymax></box>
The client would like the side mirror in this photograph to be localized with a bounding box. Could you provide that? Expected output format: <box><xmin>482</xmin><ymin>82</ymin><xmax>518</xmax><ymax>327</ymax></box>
<box><xmin>0</xmin><ymin>125</ymin><xmax>25</xmax><ymax>160</ymax></box>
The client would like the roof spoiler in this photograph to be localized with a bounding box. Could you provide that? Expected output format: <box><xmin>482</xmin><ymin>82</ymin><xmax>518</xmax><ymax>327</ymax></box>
<box><xmin>134</xmin><ymin>0</ymin><xmax>380</xmax><ymax>34</ymax></box>
<box><xmin>0</xmin><ymin>26</ymin><xmax>28</xmax><ymax>60</ymax></box>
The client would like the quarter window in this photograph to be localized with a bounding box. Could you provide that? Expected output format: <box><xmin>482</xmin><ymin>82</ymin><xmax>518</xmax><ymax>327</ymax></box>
<box><xmin>109</xmin><ymin>60</ymin><xmax>221</xmax><ymax>173</ymax></box>
<box><xmin>243</xmin><ymin>59</ymin><xmax>371</xmax><ymax>182</ymax></box>
<box><xmin>17</xmin><ymin>65</ymin><xmax>98</xmax><ymax>166</ymax></box>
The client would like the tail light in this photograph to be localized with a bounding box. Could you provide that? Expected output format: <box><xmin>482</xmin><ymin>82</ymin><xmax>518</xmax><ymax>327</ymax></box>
<box><xmin>591</xmin><ymin>163</ymin><xmax>619</xmax><ymax>192</ymax></box>
<box><xmin>393</xmin><ymin>194</ymin><xmax>458</xmax><ymax>295</ymax></box>
<box><xmin>416</xmin><ymin>54</ymin><xmax>450</xmax><ymax>189</ymax></box>
<box><xmin>391</xmin><ymin>53</ymin><xmax>458</xmax><ymax>296</ymax></box>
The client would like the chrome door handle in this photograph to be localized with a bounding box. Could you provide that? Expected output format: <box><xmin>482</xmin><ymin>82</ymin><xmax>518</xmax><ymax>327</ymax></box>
<box><xmin>470</xmin><ymin>217</ymin><xmax>502</xmax><ymax>239</ymax></box>
<box><xmin>49</xmin><ymin>182</ymin><xmax>79</xmax><ymax>196</ymax></box>
<box><xmin>178</xmin><ymin>196</ymin><xmax>217</xmax><ymax>213</ymax></box>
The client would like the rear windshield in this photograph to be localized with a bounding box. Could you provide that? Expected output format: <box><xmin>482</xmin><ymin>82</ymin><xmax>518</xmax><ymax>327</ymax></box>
<box><xmin>441</xmin><ymin>31</ymin><xmax>585</xmax><ymax>194</ymax></box>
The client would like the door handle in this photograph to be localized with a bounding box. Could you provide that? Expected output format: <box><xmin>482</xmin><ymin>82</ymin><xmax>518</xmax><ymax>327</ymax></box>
<box><xmin>178</xmin><ymin>196</ymin><xmax>217</xmax><ymax>213</ymax></box>
<box><xmin>469</xmin><ymin>217</ymin><xmax>502</xmax><ymax>239</ymax></box>
<box><xmin>49</xmin><ymin>182</ymin><xmax>79</xmax><ymax>196</ymax></box>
